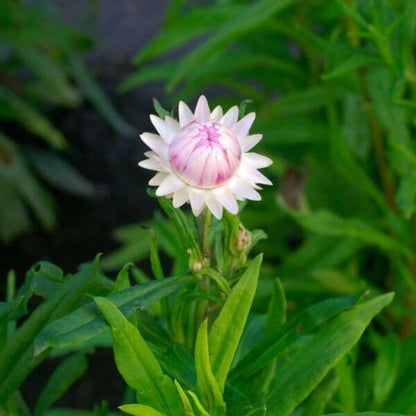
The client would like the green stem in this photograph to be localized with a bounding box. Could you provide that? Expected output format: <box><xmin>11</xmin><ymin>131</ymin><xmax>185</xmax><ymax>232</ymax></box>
<box><xmin>195</xmin><ymin>209</ymin><xmax>212</xmax><ymax>335</ymax></box>
<box><xmin>198</xmin><ymin>209</ymin><xmax>212</xmax><ymax>261</ymax></box>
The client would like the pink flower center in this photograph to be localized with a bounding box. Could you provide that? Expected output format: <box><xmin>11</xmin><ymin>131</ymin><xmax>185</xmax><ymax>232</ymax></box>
<box><xmin>168</xmin><ymin>120</ymin><xmax>241</xmax><ymax>189</ymax></box>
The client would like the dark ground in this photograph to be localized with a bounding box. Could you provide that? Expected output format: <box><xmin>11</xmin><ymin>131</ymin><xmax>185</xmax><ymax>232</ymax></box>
<box><xmin>1</xmin><ymin>0</ymin><xmax>174</xmax><ymax>410</ymax></box>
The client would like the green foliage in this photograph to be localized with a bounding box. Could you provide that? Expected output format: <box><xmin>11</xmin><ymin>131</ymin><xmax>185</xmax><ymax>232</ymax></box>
<box><xmin>95</xmin><ymin>196</ymin><xmax>399</xmax><ymax>415</ymax></box>
<box><xmin>114</xmin><ymin>0</ymin><xmax>416</xmax><ymax>413</ymax></box>
<box><xmin>95</xmin><ymin>297</ymin><xmax>183</xmax><ymax>416</ymax></box>
<box><xmin>0</xmin><ymin>0</ymin><xmax>133</xmax><ymax>242</ymax></box>
<box><xmin>0</xmin><ymin>252</ymin><xmax>190</xmax><ymax>414</ymax></box>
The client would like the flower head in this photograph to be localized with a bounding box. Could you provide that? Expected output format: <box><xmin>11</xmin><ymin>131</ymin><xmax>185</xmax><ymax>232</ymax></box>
<box><xmin>139</xmin><ymin>96</ymin><xmax>272</xmax><ymax>219</ymax></box>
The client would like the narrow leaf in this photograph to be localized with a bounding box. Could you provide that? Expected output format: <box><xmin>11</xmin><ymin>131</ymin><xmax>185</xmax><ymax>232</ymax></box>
<box><xmin>373</xmin><ymin>335</ymin><xmax>400</xmax><ymax>406</ymax></box>
<box><xmin>167</xmin><ymin>0</ymin><xmax>298</xmax><ymax>90</ymax></box>
<box><xmin>34</xmin><ymin>354</ymin><xmax>88</xmax><ymax>416</ymax></box>
<box><xmin>95</xmin><ymin>297</ymin><xmax>183</xmax><ymax>415</ymax></box>
<box><xmin>209</xmin><ymin>254</ymin><xmax>262</xmax><ymax>393</ymax></box>
<box><xmin>266</xmin><ymin>293</ymin><xmax>394</xmax><ymax>415</ymax></box>
<box><xmin>264</xmin><ymin>278</ymin><xmax>286</xmax><ymax>335</ymax></box>
<box><xmin>195</xmin><ymin>320</ymin><xmax>226</xmax><ymax>415</ymax></box>
<box><xmin>35</xmin><ymin>274</ymin><xmax>188</xmax><ymax>355</ymax></box>
<box><xmin>119</xmin><ymin>404</ymin><xmax>167</xmax><ymax>416</ymax></box>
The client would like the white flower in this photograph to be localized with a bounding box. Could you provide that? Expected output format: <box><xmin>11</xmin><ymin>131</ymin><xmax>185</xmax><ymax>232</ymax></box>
<box><xmin>139</xmin><ymin>96</ymin><xmax>272</xmax><ymax>219</ymax></box>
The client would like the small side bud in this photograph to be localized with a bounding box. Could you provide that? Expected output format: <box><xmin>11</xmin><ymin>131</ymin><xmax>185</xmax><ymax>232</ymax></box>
<box><xmin>188</xmin><ymin>248</ymin><xmax>204</xmax><ymax>275</ymax></box>
<box><xmin>235</xmin><ymin>224</ymin><xmax>251</xmax><ymax>253</ymax></box>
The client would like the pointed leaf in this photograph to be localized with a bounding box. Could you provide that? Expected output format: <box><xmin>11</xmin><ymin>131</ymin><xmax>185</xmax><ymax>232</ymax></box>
<box><xmin>95</xmin><ymin>297</ymin><xmax>183</xmax><ymax>416</ymax></box>
<box><xmin>34</xmin><ymin>354</ymin><xmax>87</xmax><ymax>416</ymax></box>
<box><xmin>35</xmin><ymin>274</ymin><xmax>188</xmax><ymax>355</ymax></box>
<box><xmin>119</xmin><ymin>404</ymin><xmax>167</xmax><ymax>416</ymax></box>
<box><xmin>195</xmin><ymin>320</ymin><xmax>226</xmax><ymax>416</ymax></box>
<box><xmin>209</xmin><ymin>254</ymin><xmax>262</xmax><ymax>393</ymax></box>
<box><xmin>266</xmin><ymin>293</ymin><xmax>394</xmax><ymax>415</ymax></box>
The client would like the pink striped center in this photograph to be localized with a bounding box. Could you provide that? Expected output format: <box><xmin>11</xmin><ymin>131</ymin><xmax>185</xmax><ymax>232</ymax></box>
<box><xmin>168</xmin><ymin>120</ymin><xmax>241</xmax><ymax>188</ymax></box>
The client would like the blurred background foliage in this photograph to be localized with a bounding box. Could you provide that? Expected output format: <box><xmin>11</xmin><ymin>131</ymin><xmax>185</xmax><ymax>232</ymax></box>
<box><xmin>0</xmin><ymin>0</ymin><xmax>134</xmax><ymax>243</ymax></box>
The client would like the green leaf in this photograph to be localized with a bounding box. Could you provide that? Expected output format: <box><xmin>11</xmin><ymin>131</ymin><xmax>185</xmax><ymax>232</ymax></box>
<box><xmin>26</xmin><ymin>149</ymin><xmax>95</xmax><ymax>197</ymax></box>
<box><xmin>322</xmin><ymin>54</ymin><xmax>380</xmax><ymax>80</ymax></box>
<box><xmin>45</xmin><ymin>410</ymin><xmax>119</xmax><ymax>416</ymax></box>
<box><xmin>187</xmin><ymin>391</ymin><xmax>210</xmax><ymax>416</ymax></box>
<box><xmin>264</xmin><ymin>278</ymin><xmax>286</xmax><ymax>336</ymax></box>
<box><xmin>0</xmin><ymin>181</ymin><xmax>31</xmax><ymax>242</ymax></box>
<box><xmin>0</xmin><ymin>256</ymin><xmax>100</xmax><ymax>401</ymax></box>
<box><xmin>167</xmin><ymin>0</ymin><xmax>299</xmax><ymax>91</ymax></box>
<box><xmin>155</xmin><ymin>193</ymin><xmax>199</xmax><ymax>254</ymax></box>
<box><xmin>16</xmin><ymin>48</ymin><xmax>80</xmax><ymax>107</ymax></box>
<box><xmin>34</xmin><ymin>354</ymin><xmax>88</xmax><ymax>416</ymax></box>
<box><xmin>0</xmin><ymin>87</ymin><xmax>68</xmax><ymax>150</ymax></box>
<box><xmin>119</xmin><ymin>404</ymin><xmax>167</xmax><ymax>416</ymax></box>
<box><xmin>301</xmin><ymin>376</ymin><xmax>338</xmax><ymax>416</ymax></box>
<box><xmin>132</xmin><ymin>5</ymin><xmax>244</xmax><ymax>65</ymax></box>
<box><xmin>101</xmin><ymin>225</ymin><xmax>150</xmax><ymax>271</ymax></box>
<box><xmin>34</xmin><ymin>274</ymin><xmax>189</xmax><ymax>355</ymax></box>
<box><xmin>111</xmin><ymin>263</ymin><xmax>132</xmax><ymax>294</ymax></box>
<box><xmin>230</xmin><ymin>294</ymin><xmax>360</xmax><ymax>383</ymax></box>
<box><xmin>119</xmin><ymin>63</ymin><xmax>173</xmax><ymax>92</ymax></box>
<box><xmin>335</xmin><ymin>353</ymin><xmax>357</xmax><ymax>411</ymax></box>
<box><xmin>373</xmin><ymin>335</ymin><xmax>400</xmax><ymax>407</ymax></box>
<box><xmin>195</xmin><ymin>320</ymin><xmax>226</xmax><ymax>416</ymax></box>
<box><xmin>385</xmin><ymin>375</ymin><xmax>416</xmax><ymax>414</ymax></box>
<box><xmin>278</xmin><ymin>201</ymin><xmax>411</xmax><ymax>259</ymax></box>
<box><xmin>325</xmin><ymin>413</ymin><xmax>408</xmax><ymax>416</ymax></box>
<box><xmin>152</xmin><ymin>98</ymin><xmax>171</xmax><ymax>119</ymax></box>
<box><xmin>174</xmin><ymin>381</ymin><xmax>195</xmax><ymax>416</ymax></box>
<box><xmin>264</xmin><ymin>87</ymin><xmax>329</xmax><ymax>118</ymax></box>
<box><xmin>209</xmin><ymin>254</ymin><xmax>262</xmax><ymax>393</ymax></box>
<box><xmin>95</xmin><ymin>297</ymin><xmax>183</xmax><ymax>416</ymax></box>
<box><xmin>0</xmin><ymin>133</ymin><xmax>56</xmax><ymax>230</ymax></box>
<box><xmin>266</xmin><ymin>293</ymin><xmax>394</xmax><ymax>415</ymax></box>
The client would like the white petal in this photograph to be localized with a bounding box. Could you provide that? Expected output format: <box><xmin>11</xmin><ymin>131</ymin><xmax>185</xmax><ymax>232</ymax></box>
<box><xmin>213</xmin><ymin>186</ymin><xmax>238</xmax><ymax>214</ymax></box>
<box><xmin>144</xmin><ymin>151</ymin><xmax>171</xmax><ymax>172</ymax></box>
<box><xmin>150</xmin><ymin>115</ymin><xmax>176</xmax><ymax>143</ymax></box>
<box><xmin>244</xmin><ymin>152</ymin><xmax>273</xmax><ymax>168</ymax></box>
<box><xmin>140</xmin><ymin>133</ymin><xmax>168</xmax><ymax>157</ymax></box>
<box><xmin>188</xmin><ymin>188</ymin><xmax>205</xmax><ymax>216</ymax></box>
<box><xmin>149</xmin><ymin>172</ymin><xmax>168</xmax><ymax>186</ymax></box>
<box><xmin>238</xmin><ymin>163</ymin><xmax>272</xmax><ymax>185</ymax></box>
<box><xmin>229</xmin><ymin>177</ymin><xmax>261</xmax><ymax>201</ymax></box>
<box><xmin>240</xmin><ymin>134</ymin><xmax>263</xmax><ymax>151</ymax></box>
<box><xmin>156</xmin><ymin>175</ymin><xmax>185</xmax><ymax>196</ymax></box>
<box><xmin>178</xmin><ymin>101</ymin><xmax>194</xmax><ymax>128</ymax></box>
<box><xmin>139</xmin><ymin>158</ymin><xmax>167</xmax><ymax>172</ymax></box>
<box><xmin>172</xmin><ymin>187</ymin><xmax>189</xmax><ymax>208</ymax></box>
<box><xmin>220</xmin><ymin>106</ymin><xmax>239</xmax><ymax>128</ymax></box>
<box><xmin>211</xmin><ymin>105</ymin><xmax>223</xmax><ymax>122</ymax></box>
<box><xmin>165</xmin><ymin>116</ymin><xmax>180</xmax><ymax>134</ymax></box>
<box><xmin>194</xmin><ymin>95</ymin><xmax>211</xmax><ymax>122</ymax></box>
<box><xmin>206</xmin><ymin>194</ymin><xmax>223</xmax><ymax>219</ymax></box>
<box><xmin>232</xmin><ymin>112</ymin><xmax>255</xmax><ymax>140</ymax></box>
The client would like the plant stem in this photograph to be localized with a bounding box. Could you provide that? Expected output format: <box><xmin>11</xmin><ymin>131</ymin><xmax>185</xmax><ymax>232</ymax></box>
<box><xmin>198</xmin><ymin>208</ymin><xmax>212</xmax><ymax>261</ymax></box>
<box><xmin>195</xmin><ymin>209</ymin><xmax>212</xmax><ymax>336</ymax></box>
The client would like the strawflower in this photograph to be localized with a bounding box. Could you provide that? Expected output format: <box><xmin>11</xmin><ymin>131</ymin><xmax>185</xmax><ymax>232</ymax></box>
<box><xmin>139</xmin><ymin>96</ymin><xmax>272</xmax><ymax>219</ymax></box>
